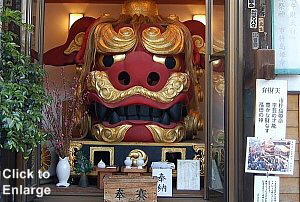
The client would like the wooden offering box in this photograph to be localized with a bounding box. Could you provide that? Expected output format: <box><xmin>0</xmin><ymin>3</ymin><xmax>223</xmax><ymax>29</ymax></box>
<box><xmin>104</xmin><ymin>175</ymin><xmax>158</xmax><ymax>202</ymax></box>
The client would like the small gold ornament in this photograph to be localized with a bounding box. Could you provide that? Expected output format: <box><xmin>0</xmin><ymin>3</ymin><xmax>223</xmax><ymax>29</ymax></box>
<box><xmin>128</xmin><ymin>149</ymin><xmax>148</xmax><ymax>166</ymax></box>
<box><xmin>121</xmin><ymin>0</ymin><xmax>159</xmax><ymax>17</ymax></box>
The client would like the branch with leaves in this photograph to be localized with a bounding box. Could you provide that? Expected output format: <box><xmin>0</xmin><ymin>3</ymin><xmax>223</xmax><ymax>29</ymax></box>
<box><xmin>0</xmin><ymin>8</ymin><xmax>50</xmax><ymax>159</ymax></box>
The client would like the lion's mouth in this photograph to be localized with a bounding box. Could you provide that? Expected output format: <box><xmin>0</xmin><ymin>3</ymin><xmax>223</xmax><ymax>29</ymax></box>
<box><xmin>89</xmin><ymin>101</ymin><xmax>187</xmax><ymax>125</ymax></box>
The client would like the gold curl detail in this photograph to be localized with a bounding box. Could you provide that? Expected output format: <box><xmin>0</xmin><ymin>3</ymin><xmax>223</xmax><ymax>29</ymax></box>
<box><xmin>91</xmin><ymin>123</ymin><xmax>132</xmax><ymax>142</ymax></box>
<box><xmin>184</xmin><ymin>111</ymin><xmax>204</xmax><ymax>139</ymax></box>
<box><xmin>95</xmin><ymin>23</ymin><xmax>136</xmax><ymax>53</ymax></box>
<box><xmin>146</xmin><ymin>124</ymin><xmax>186</xmax><ymax>143</ymax></box>
<box><xmin>192</xmin><ymin>35</ymin><xmax>205</xmax><ymax>54</ymax></box>
<box><xmin>64</xmin><ymin>32</ymin><xmax>85</xmax><ymax>55</ymax></box>
<box><xmin>86</xmin><ymin>71</ymin><xmax>190</xmax><ymax>103</ymax></box>
<box><xmin>142</xmin><ymin>25</ymin><xmax>185</xmax><ymax>55</ymax></box>
<box><xmin>212</xmin><ymin>73</ymin><xmax>225</xmax><ymax>97</ymax></box>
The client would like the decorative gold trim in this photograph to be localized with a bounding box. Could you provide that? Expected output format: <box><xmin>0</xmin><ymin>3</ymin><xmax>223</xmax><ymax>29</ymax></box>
<box><xmin>90</xmin><ymin>147</ymin><xmax>114</xmax><ymax>166</ymax></box>
<box><xmin>184</xmin><ymin>111</ymin><xmax>204</xmax><ymax>139</ymax></box>
<box><xmin>212</xmin><ymin>72</ymin><xmax>225</xmax><ymax>97</ymax></box>
<box><xmin>161</xmin><ymin>147</ymin><xmax>186</xmax><ymax>162</ymax></box>
<box><xmin>70</xmin><ymin>140</ymin><xmax>205</xmax><ymax>147</ymax></box>
<box><xmin>121</xmin><ymin>0</ymin><xmax>159</xmax><ymax>17</ymax></box>
<box><xmin>40</xmin><ymin>145</ymin><xmax>51</xmax><ymax>172</ymax></box>
<box><xmin>146</xmin><ymin>124</ymin><xmax>186</xmax><ymax>143</ymax></box>
<box><xmin>95</xmin><ymin>23</ymin><xmax>136</xmax><ymax>53</ymax></box>
<box><xmin>68</xmin><ymin>142</ymin><xmax>83</xmax><ymax>171</ymax></box>
<box><xmin>91</xmin><ymin>123</ymin><xmax>132</xmax><ymax>142</ymax></box>
<box><xmin>193</xmin><ymin>145</ymin><xmax>205</xmax><ymax>176</ymax></box>
<box><xmin>192</xmin><ymin>35</ymin><xmax>205</xmax><ymax>54</ymax></box>
<box><xmin>64</xmin><ymin>32</ymin><xmax>85</xmax><ymax>55</ymax></box>
<box><xmin>128</xmin><ymin>149</ymin><xmax>148</xmax><ymax>166</ymax></box>
<box><xmin>86</xmin><ymin>71</ymin><xmax>190</xmax><ymax>103</ymax></box>
<box><xmin>142</xmin><ymin>25</ymin><xmax>184</xmax><ymax>55</ymax></box>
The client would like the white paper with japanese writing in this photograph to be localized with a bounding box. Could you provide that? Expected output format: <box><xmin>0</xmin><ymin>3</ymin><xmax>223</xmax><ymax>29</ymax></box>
<box><xmin>152</xmin><ymin>168</ymin><xmax>172</xmax><ymax>197</ymax></box>
<box><xmin>254</xmin><ymin>176</ymin><xmax>280</xmax><ymax>202</ymax></box>
<box><xmin>177</xmin><ymin>160</ymin><xmax>200</xmax><ymax>190</ymax></box>
<box><xmin>255</xmin><ymin>79</ymin><xmax>287</xmax><ymax>139</ymax></box>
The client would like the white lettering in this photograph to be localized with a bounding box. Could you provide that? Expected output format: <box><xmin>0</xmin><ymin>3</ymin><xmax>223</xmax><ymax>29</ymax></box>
<box><xmin>3</xmin><ymin>169</ymin><xmax>11</xmax><ymax>179</ymax></box>
<box><xmin>44</xmin><ymin>187</ymin><xmax>51</xmax><ymax>195</ymax></box>
<box><xmin>27</xmin><ymin>170</ymin><xmax>34</xmax><ymax>179</ymax></box>
<box><xmin>2</xmin><ymin>185</ymin><xmax>51</xmax><ymax>197</ymax></box>
<box><xmin>3</xmin><ymin>185</ymin><xmax>11</xmax><ymax>195</ymax></box>
<box><xmin>19</xmin><ymin>171</ymin><xmax>26</xmax><ymax>179</ymax></box>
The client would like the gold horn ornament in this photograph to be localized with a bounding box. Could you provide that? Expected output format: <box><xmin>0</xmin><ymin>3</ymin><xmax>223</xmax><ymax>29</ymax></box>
<box><xmin>64</xmin><ymin>32</ymin><xmax>85</xmax><ymax>55</ymax></box>
<box><xmin>94</xmin><ymin>23</ymin><xmax>136</xmax><ymax>53</ymax></box>
<box><xmin>91</xmin><ymin>123</ymin><xmax>132</xmax><ymax>142</ymax></box>
<box><xmin>142</xmin><ymin>25</ymin><xmax>185</xmax><ymax>55</ymax></box>
<box><xmin>121</xmin><ymin>0</ymin><xmax>159</xmax><ymax>17</ymax></box>
<box><xmin>146</xmin><ymin>124</ymin><xmax>186</xmax><ymax>143</ymax></box>
<box><xmin>86</xmin><ymin>71</ymin><xmax>190</xmax><ymax>103</ymax></box>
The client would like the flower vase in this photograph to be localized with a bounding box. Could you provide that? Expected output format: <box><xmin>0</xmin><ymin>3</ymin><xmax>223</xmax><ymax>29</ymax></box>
<box><xmin>56</xmin><ymin>156</ymin><xmax>70</xmax><ymax>187</ymax></box>
<box><xmin>78</xmin><ymin>173</ymin><xmax>89</xmax><ymax>188</ymax></box>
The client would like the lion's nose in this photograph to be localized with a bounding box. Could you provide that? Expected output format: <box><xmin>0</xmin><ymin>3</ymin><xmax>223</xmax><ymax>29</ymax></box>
<box><xmin>147</xmin><ymin>72</ymin><xmax>160</xmax><ymax>86</ymax></box>
<box><xmin>118</xmin><ymin>71</ymin><xmax>131</xmax><ymax>86</ymax></box>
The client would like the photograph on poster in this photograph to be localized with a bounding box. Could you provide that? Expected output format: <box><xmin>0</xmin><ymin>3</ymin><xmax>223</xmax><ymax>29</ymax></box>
<box><xmin>245</xmin><ymin>137</ymin><xmax>296</xmax><ymax>174</ymax></box>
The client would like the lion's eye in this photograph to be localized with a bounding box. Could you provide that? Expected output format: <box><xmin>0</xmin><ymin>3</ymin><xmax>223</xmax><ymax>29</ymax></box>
<box><xmin>153</xmin><ymin>55</ymin><xmax>180</xmax><ymax>70</ymax></box>
<box><xmin>103</xmin><ymin>55</ymin><xmax>114</xmax><ymax>67</ymax></box>
<box><xmin>165</xmin><ymin>56</ymin><xmax>176</xmax><ymax>69</ymax></box>
<box><xmin>99</xmin><ymin>54</ymin><xmax>126</xmax><ymax>68</ymax></box>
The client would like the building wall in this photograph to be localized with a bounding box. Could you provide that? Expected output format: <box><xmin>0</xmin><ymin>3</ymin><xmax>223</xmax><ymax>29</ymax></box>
<box><xmin>280</xmin><ymin>94</ymin><xmax>300</xmax><ymax>201</ymax></box>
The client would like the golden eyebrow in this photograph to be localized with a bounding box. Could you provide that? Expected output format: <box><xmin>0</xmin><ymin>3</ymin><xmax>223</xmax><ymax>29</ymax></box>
<box><xmin>94</xmin><ymin>23</ymin><xmax>137</xmax><ymax>53</ymax></box>
<box><xmin>141</xmin><ymin>25</ymin><xmax>184</xmax><ymax>55</ymax></box>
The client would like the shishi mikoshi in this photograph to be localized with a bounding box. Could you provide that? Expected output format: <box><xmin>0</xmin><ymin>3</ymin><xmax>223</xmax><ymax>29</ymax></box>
<box><xmin>42</xmin><ymin>0</ymin><xmax>206</xmax><ymax>143</ymax></box>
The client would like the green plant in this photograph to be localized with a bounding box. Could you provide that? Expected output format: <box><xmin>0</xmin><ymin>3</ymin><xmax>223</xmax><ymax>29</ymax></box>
<box><xmin>0</xmin><ymin>8</ymin><xmax>50</xmax><ymax>159</ymax></box>
<box><xmin>74</xmin><ymin>151</ymin><xmax>93</xmax><ymax>174</ymax></box>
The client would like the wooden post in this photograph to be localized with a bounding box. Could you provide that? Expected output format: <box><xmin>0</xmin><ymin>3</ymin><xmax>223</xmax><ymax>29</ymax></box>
<box><xmin>255</xmin><ymin>49</ymin><xmax>275</xmax><ymax>80</ymax></box>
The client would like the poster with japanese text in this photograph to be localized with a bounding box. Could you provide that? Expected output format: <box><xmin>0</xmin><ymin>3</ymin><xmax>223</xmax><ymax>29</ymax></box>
<box><xmin>254</xmin><ymin>176</ymin><xmax>280</xmax><ymax>202</ymax></box>
<box><xmin>245</xmin><ymin>137</ymin><xmax>295</xmax><ymax>175</ymax></box>
<box><xmin>152</xmin><ymin>169</ymin><xmax>172</xmax><ymax>196</ymax></box>
<box><xmin>255</xmin><ymin>79</ymin><xmax>287</xmax><ymax>139</ymax></box>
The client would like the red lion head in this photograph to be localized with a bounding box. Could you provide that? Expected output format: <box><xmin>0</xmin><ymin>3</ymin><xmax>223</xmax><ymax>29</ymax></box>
<box><xmin>41</xmin><ymin>0</ymin><xmax>206</xmax><ymax>143</ymax></box>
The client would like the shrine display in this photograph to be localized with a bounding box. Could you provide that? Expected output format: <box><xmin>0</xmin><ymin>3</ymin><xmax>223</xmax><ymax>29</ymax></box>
<box><xmin>39</xmin><ymin>0</ymin><xmax>210</xmax><ymax>192</ymax></box>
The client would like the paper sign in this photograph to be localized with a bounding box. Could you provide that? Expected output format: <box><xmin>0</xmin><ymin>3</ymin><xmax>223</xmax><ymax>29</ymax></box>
<box><xmin>250</xmin><ymin>9</ymin><xmax>258</xmax><ymax>29</ymax></box>
<box><xmin>254</xmin><ymin>176</ymin><xmax>279</xmax><ymax>202</ymax></box>
<box><xmin>252</xmin><ymin>32</ymin><xmax>259</xmax><ymax>49</ymax></box>
<box><xmin>177</xmin><ymin>160</ymin><xmax>200</xmax><ymax>190</ymax></box>
<box><xmin>248</xmin><ymin>0</ymin><xmax>255</xmax><ymax>8</ymax></box>
<box><xmin>245</xmin><ymin>137</ymin><xmax>296</xmax><ymax>175</ymax></box>
<box><xmin>152</xmin><ymin>169</ymin><xmax>172</xmax><ymax>197</ymax></box>
<box><xmin>255</xmin><ymin>79</ymin><xmax>287</xmax><ymax>139</ymax></box>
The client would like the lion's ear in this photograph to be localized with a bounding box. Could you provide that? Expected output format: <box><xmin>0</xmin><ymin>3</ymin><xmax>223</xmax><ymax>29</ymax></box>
<box><xmin>32</xmin><ymin>17</ymin><xmax>96</xmax><ymax>66</ymax></box>
<box><xmin>183</xmin><ymin>20</ymin><xmax>205</xmax><ymax>68</ymax></box>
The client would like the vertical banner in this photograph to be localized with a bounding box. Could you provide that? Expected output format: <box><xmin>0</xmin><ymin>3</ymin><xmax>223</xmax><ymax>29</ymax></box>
<box><xmin>152</xmin><ymin>169</ymin><xmax>172</xmax><ymax>197</ymax></box>
<box><xmin>254</xmin><ymin>176</ymin><xmax>280</xmax><ymax>202</ymax></box>
<box><xmin>255</xmin><ymin>79</ymin><xmax>287</xmax><ymax>139</ymax></box>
